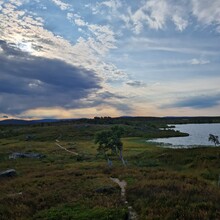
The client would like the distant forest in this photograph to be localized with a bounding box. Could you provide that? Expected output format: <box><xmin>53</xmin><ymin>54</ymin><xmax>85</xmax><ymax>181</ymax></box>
<box><xmin>1</xmin><ymin>116</ymin><xmax>220</xmax><ymax>127</ymax></box>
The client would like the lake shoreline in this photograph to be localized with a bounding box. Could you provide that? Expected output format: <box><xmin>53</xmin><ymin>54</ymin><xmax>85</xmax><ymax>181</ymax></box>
<box><xmin>149</xmin><ymin>123</ymin><xmax>220</xmax><ymax>147</ymax></box>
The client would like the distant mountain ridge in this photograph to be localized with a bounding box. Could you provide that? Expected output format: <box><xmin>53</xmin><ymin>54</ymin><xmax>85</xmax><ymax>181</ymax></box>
<box><xmin>0</xmin><ymin>119</ymin><xmax>60</xmax><ymax>125</ymax></box>
<box><xmin>1</xmin><ymin>116</ymin><xmax>220</xmax><ymax>125</ymax></box>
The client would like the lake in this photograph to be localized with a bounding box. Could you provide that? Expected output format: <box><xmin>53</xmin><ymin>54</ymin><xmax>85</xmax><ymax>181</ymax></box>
<box><xmin>149</xmin><ymin>123</ymin><xmax>220</xmax><ymax>148</ymax></box>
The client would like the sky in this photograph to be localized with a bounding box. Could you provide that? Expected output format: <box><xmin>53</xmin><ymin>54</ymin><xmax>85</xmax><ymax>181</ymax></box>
<box><xmin>0</xmin><ymin>0</ymin><xmax>220</xmax><ymax>119</ymax></box>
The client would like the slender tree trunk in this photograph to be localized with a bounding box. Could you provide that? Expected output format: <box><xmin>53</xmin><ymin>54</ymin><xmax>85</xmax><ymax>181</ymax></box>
<box><xmin>104</xmin><ymin>152</ymin><xmax>112</xmax><ymax>167</ymax></box>
<box><xmin>119</xmin><ymin>150</ymin><xmax>126</xmax><ymax>166</ymax></box>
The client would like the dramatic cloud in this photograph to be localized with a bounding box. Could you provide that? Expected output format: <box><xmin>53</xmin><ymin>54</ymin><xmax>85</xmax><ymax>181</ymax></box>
<box><xmin>0</xmin><ymin>0</ymin><xmax>120</xmax><ymax>81</ymax></box>
<box><xmin>118</xmin><ymin>0</ymin><xmax>189</xmax><ymax>34</ymax></box>
<box><xmin>109</xmin><ymin>0</ymin><xmax>220</xmax><ymax>34</ymax></box>
<box><xmin>79</xmin><ymin>91</ymin><xmax>133</xmax><ymax>115</ymax></box>
<box><xmin>0</xmin><ymin>41</ymin><xmax>101</xmax><ymax>114</ymax></box>
<box><xmin>0</xmin><ymin>0</ymin><xmax>220</xmax><ymax>118</ymax></box>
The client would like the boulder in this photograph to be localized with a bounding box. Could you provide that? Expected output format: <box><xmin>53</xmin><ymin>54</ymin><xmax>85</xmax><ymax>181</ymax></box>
<box><xmin>0</xmin><ymin>169</ymin><xmax>16</xmax><ymax>178</ymax></box>
<box><xmin>9</xmin><ymin>152</ymin><xmax>45</xmax><ymax>159</ymax></box>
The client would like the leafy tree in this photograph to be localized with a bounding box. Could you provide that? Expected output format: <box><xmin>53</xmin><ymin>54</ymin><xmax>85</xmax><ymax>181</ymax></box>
<box><xmin>95</xmin><ymin>126</ymin><xmax>126</xmax><ymax>166</ymax></box>
<box><xmin>208</xmin><ymin>134</ymin><xmax>220</xmax><ymax>146</ymax></box>
<box><xmin>95</xmin><ymin>130</ymin><xmax>113</xmax><ymax>165</ymax></box>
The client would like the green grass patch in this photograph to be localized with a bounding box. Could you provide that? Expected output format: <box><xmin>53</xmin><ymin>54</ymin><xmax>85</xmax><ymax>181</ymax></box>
<box><xmin>33</xmin><ymin>204</ymin><xmax>127</xmax><ymax>220</ymax></box>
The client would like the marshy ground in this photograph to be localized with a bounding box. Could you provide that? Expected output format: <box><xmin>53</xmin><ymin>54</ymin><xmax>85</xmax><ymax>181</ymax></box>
<box><xmin>0</xmin><ymin>118</ymin><xmax>220</xmax><ymax>219</ymax></box>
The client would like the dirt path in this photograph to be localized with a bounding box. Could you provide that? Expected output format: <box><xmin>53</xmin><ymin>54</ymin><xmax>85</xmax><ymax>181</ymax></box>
<box><xmin>55</xmin><ymin>140</ymin><xmax>78</xmax><ymax>155</ymax></box>
<box><xmin>110</xmin><ymin>177</ymin><xmax>138</xmax><ymax>220</ymax></box>
<box><xmin>54</xmin><ymin>140</ymin><xmax>136</xmax><ymax>218</ymax></box>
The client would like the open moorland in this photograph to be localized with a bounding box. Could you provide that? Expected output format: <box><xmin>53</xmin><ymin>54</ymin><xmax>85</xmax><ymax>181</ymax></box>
<box><xmin>1</xmin><ymin>117</ymin><xmax>220</xmax><ymax>220</ymax></box>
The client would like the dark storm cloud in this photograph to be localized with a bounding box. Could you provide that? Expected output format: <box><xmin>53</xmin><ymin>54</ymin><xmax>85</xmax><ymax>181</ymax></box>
<box><xmin>66</xmin><ymin>91</ymin><xmax>133</xmax><ymax>114</ymax></box>
<box><xmin>98</xmin><ymin>91</ymin><xmax>125</xmax><ymax>100</ymax></box>
<box><xmin>162</xmin><ymin>94</ymin><xmax>220</xmax><ymax>109</ymax></box>
<box><xmin>0</xmin><ymin>41</ymin><xmax>101</xmax><ymax>114</ymax></box>
<box><xmin>93</xmin><ymin>92</ymin><xmax>133</xmax><ymax>114</ymax></box>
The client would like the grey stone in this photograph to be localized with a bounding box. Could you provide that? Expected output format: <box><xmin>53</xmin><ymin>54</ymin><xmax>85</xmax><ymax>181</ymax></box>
<box><xmin>9</xmin><ymin>152</ymin><xmax>45</xmax><ymax>159</ymax></box>
<box><xmin>0</xmin><ymin>169</ymin><xmax>16</xmax><ymax>178</ymax></box>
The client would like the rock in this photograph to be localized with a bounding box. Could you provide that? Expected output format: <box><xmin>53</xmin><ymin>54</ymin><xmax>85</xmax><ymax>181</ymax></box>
<box><xmin>0</xmin><ymin>169</ymin><xmax>16</xmax><ymax>178</ymax></box>
<box><xmin>25</xmin><ymin>135</ymin><xmax>35</xmax><ymax>141</ymax></box>
<box><xmin>95</xmin><ymin>186</ymin><xmax>117</xmax><ymax>194</ymax></box>
<box><xmin>9</xmin><ymin>152</ymin><xmax>45</xmax><ymax>159</ymax></box>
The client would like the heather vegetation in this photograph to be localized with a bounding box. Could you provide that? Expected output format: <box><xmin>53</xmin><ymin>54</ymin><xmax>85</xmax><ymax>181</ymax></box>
<box><xmin>0</xmin><ymin>117</ymin><xmax>220</xmax><ymax>219</ymax></box>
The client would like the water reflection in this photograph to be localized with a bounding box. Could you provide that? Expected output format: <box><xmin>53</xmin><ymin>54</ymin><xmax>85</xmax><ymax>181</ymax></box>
<box><xmin>149</xmin><ymin>123</ymin><xmax>220</xmax><ymax>148</ymax></box>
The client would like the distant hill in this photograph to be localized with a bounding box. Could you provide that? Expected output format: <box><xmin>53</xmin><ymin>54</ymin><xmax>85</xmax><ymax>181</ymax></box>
<box><xmin>0</xmin><ymin>116</ymin><xmax>220</xmax><ymax>125</ymax></box>
<box><xmin>0</xmin><ymin>119</ymin><xmax>60</xmax><ymax>125</ymax></box>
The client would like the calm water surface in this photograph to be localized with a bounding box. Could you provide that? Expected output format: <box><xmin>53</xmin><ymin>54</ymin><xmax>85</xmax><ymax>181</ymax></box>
<box><xmin>149</xmin><ymin>123</ymin><xmax>220</xmax><ymax>148</ymax></box>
